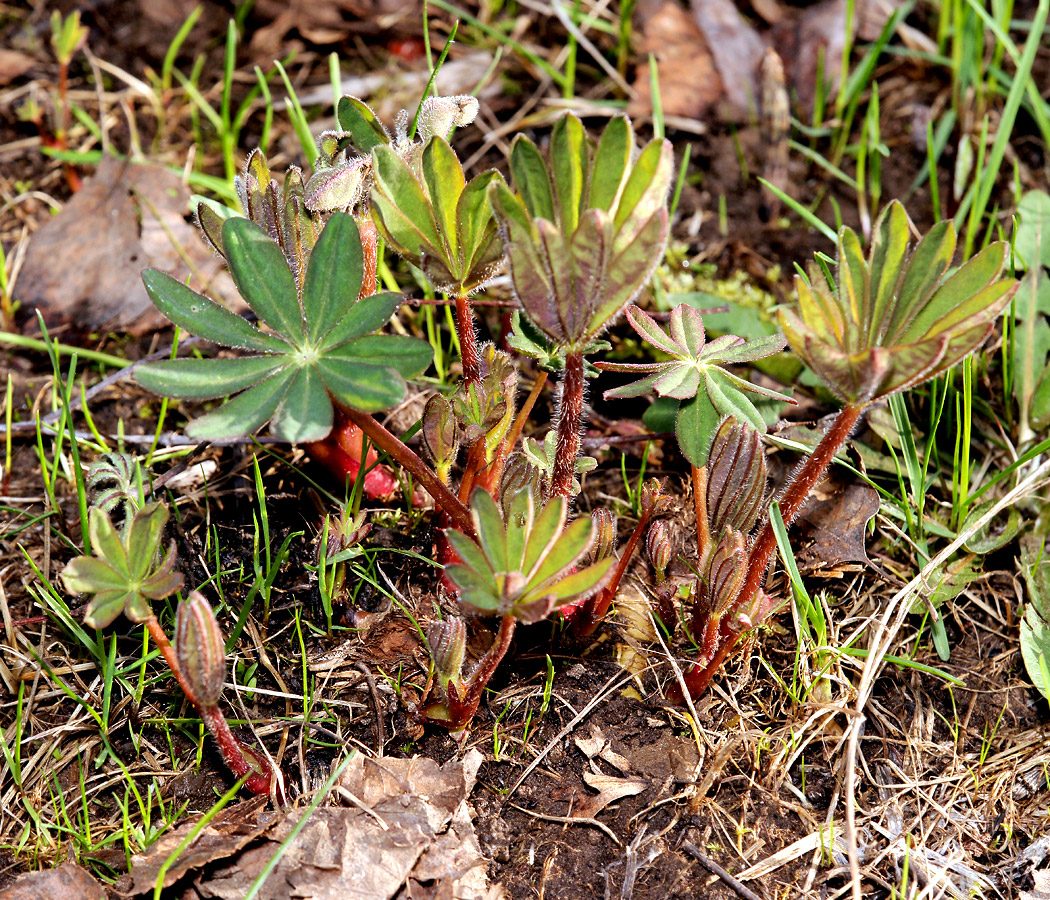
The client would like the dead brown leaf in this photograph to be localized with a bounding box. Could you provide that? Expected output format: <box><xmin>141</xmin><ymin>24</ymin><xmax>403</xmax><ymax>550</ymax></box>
<box><xmin>1023</xmin><ymin>870</ymin><xmax>1050</xmax><ymax>900</ymax></box>
<box><xmin>120</xmin><ymin>751</ymin><xmax>502</xmax><ymax>900</ymax></box>
<box><xmin>14</xmin><ymin>155</ymin><xmax>237</xmax><ymax>336</ymax></box>
<box><xmin>0</xmin><ymin>863</ymin><xmax>107</xmax><ymax>900</ymax></box>
<box><xmin>572</xmin><ymin>771</ymin><xmax>648</xmax><ymax>819</ymax></box>
<box><xmin>796</xmin><ymin>476</ymin><xmax>881</xmax><ymax>573</ymax></box>
<box><xmin>629</xmin><ymin>0</ymin><xmax>722</xmax><ymax>122</ymax></box>
<box><xmin>690</xmin><ymin>0</ymin><xmax>766</xmax><ymax>118</ymax></box>
<box><xmin>0</xmin><ymin>50</ymin><xmax>35</xmax><ymax>86</ymax></box>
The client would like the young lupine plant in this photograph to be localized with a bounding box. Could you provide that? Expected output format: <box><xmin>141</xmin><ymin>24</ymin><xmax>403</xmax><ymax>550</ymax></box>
<box><xmin>668</xmin><ymin>202</ymin><xmax>1015</xmax><ymax>701</ymax></box>
<box><xmin>134</xmin><ymin>210</ymin><xmax>475</xmax><ymax>535</ymax></box>
<box><xmin>346</xmin><ymin>94</ymin><xmax>504</xmax><ymax>389</ymax></box>
<box><xmin>491</xmin><ymin>113</ymin><xmax>673</xmax><ymax>498</ymax></box>
<box><xmin>422</xmin><ymin>488</ymin><xmax>614</xmax><ymax>730</ymax></box>
<box><xmin>59</xmin><ymin>505</ymin><xmax>274</xmax><ymax>794</ymax></box>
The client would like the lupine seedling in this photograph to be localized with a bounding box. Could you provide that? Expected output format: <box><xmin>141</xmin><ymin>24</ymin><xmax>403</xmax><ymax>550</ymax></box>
<box><xmin>422</xmin><ymin>489</ymin><xmax>613</xmax><ymax>732</ymax></box>
<box><xmin>617</xmin><ymin>201</ymin><xmax>1018</xmax><ymax>703</ymax></box>
<box><xmin>59</xmin><ymin>502</ymin><xmax>274</xmax><ymax>794</ymax></box>
<box><xmin>491</xmin><ymin>113</ymin><xmax>673</xmax><ymax>497</ymax></box>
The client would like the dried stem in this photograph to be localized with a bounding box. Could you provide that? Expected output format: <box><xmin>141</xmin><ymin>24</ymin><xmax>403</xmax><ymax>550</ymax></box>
<box><xmin>339</xmin><ymin>404</ymin><xmax>476</xmax><ymax>537</ymax></box>
<box><xmin>550</xmin><ymin>350</ymin><xmax>586</xmax><ymax>499</ymax></box>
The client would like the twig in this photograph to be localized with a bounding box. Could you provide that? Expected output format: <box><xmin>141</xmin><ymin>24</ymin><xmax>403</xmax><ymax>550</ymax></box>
<box><xmin>682</xmin><ymin>842</ymin><xmax>764</xmax><ymax>900</ymax></box>
<box><xmin>507</xmin><ymin>801</ymin><xmax>621</xmax><ymax>846</ymax></box>
<box><xmin>356</xmin><ymin>662</ymin><xmax>386</xmax><ymax>756</ymax></box>
<box><xmin>502</xmin><ymin>668</ymin><xmax>634</xmax><ymax>807</ymax></box>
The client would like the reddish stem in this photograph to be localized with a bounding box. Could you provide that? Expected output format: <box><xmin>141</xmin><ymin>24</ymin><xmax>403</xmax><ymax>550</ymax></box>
<box><xmin>454</xmin><ymin>290</ymin><xmax>482</xmax><ymax>388</ymax></box>
<box><xmin>358</xmin><ymin>216</ymin><xmax>378</xmax><ymax>298</ymax></box>
<box><xmin>200</xmin><ymin>705</ymin><xmax>273</xmax><ymax>795</ymax></box>
<box><xmin>550</xmin><ymin>351</ymin><xmax>586</xmax><ymax>499</ymax></box>
<box><xmin>146</xmin><ymin>616</ymin><xmax>273</xmax><ymax>795</ymax></box>
<box><xmin>339</xmin><ymin>404</ymin><xmax>476</xmax><ymax>538</ymax></box>
<box><xmin>571</xmin><ymin>509</ymin><xmax>652</xmax><ymax>637</ymax></box>
<box><xmin>692</xmin><ymin>465</ymin><xmax>710</xmax><ymax>564</ymax></box>
<box><xmin>480</xmin><ymin>371</ymin><xmax>549</xmax><ymax>495</ymax></box>
<box><xmin>738</xmin><ymin>402</ymin><xmax>862</xmax><ymax>610</ymax></box>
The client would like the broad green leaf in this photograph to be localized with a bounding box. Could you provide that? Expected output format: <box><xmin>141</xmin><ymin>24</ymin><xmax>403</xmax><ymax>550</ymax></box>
<box><xmin>336</xmin><ymin>96</ymin><xmax>391</xmax><ymax>154</ymax></box>
<box><xmin>302</xmin><ymin>212</ymin><xmax>364</xmax><ymax>341</ymax></box>
<box><xmin>141</xmin><ymin>270</ymin><xmax>286</xmax><ymax>353</ymax></box>
<box><xmin>612</xmin><ymin>139</ymin><xmax>672</xmax><ymax>241</ymax></box>
<box><xmin>472</xmin><ymin>489</ymin><xmax>510</xmax><ymax>574</ymax></box>
<box><xmin>135</xmin><ymin>356</ymin><xmax>284</xmax><ymax>401</ymax></box>
<box><xmin>1020</xmin><ymin>607</ymin><xmax>1050</xmax><ymax>699</ymax></box>
<box><xmin>269</xmin><ymin>366</ymin><xmax>334</xmax><ymax>443</ymax></box>
<box><xmin>509</xmin><ymin>136</ymin><xmax>555</xmax><ymax>223</ymax></box>
<box><xmin>84</xmin><ymin>590</ymin><xmax>134</xmax><ymax>630</ymax></box>
<box><xmin>887</xmin><ymin>220</ymin><xmax>955</xmax><ymax>337</ymax></box>
<box><xmin>222</xmin><ymin>218</ymin><xmax>303</xmax><ymax>340</ymax></box>
<box><xmin>326</xmin><ymin>334</ymin><xmax>433</xmax><ymax>378</ymax></box>
<box><xmin>526</xmin><ymin>507</ymin><xmax>587</xmax><ymax>587</ymax></box>
<box><xmin>588</xmin><ymin>116</ymin><xmax>630</xmax><ymax>211</ymax></box>
<box><xmin>522</xmin><ymin>495</ymin><xmax>567</xmax><ymax>577</ymax></box>
<box><xmin>676</xmin><ymin>393</ymin><xmax>721</xmax><ymax>467</ymax></box>
<box><xmin>867</xmin><ymin>202</ymin><xmax>909</xmax><ymax>343</ymax></box>
<box><xmin>60</xmin><ymin>556</ymin><xmax>126</xmax><ymax>596</ymax></box>
<box><xmin>457</xmin><ymin>171</ymin><xmax>502</xmax><ymax>271</ymax></box>
<box><xmin>910</xmin><ymin>243</ymin><xmax>1007</xmax><ymax>339</ymax></box>
<box><xmin>186</xmin><ymin>370</ymin><xmax>295</xmax><ymax>440</ymax></box>
<box><xmin>1015</xmin><ymin>190</ymin><xmax>1050</xmax><ymax>270</ymax></box>
<box><xmin>445</xmin><ymin>530</ymin><xmax>496</xmax><ymax>582</ymax></box>
<box><xmin>88</xmin><ymin>507</ymin><xmax>128</xmax><ymax>578</ymax></box>
<box><xmin>126</xmin><ymin>503</ymin><xmax>170</xmax><ymax>583</ymax></box>
<box><xmin>371</xmin><ymin>145</ymin><xmax>443</xmax><ymax>252</ymax></box>
<box><xmin>536</xmin><ymin>556</ymin><xmax>613</xmax><ymax>605</ymax></box>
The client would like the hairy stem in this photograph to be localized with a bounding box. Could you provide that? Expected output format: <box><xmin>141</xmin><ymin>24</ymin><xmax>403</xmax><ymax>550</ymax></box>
<box><xmin>692</xmin><ymin>465</ymin><xmax>710</xmax><ymax>564</ymax></box>
<box><xmin>550</xmin><ymin>350</ymin><xmax>586</xmax><ymax>499</ymax></box>
<box><xmin>358</xmin><ymin>216</ymin><xmax>378</xmax><ymax>298</ymax></box>
<box><xmin>738</xmin><ymin>402</ymin><xmax>862</xmax><ymax>609</ymax></box>
<box><xmin>339</xmin><ymin>404</ymin><xmax>476</xmax><ymax>537</ymax></box>
<box><xmin>200</xmin><ymin>705</ymin><xmax>273</xmax><ymax>795</ymax></box>
<box><xmin>454</xmin><ymin>289</ymin><xmax>482</xmax><ymax>388</ymax></box>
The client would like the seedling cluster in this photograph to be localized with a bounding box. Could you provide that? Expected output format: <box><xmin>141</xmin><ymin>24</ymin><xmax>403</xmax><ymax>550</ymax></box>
<box><xmin>58</xmin><ymin>90</ymin><xmax>1017</xmax><ymax>784</ymax></box>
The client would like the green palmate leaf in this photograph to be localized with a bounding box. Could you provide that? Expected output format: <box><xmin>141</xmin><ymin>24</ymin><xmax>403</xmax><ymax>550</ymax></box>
<box><xmin>137</xmin><ymin>213</ymin><xmax>432</xmax><ymax>442</ymax></box>
<box><xmin>141</xmin><ymin>271</ymin><xmax>286</xmax><ymax>354</ymax></box>
<box><xmin>780</xmin><ymin>200</ymin><xmax>1018</xmax><ymax>405</ymax></box>
<box><xmin>301</xmin><ymin>212</ymin><xmax>364</xmax><ymax>340</ymax></box>
<box><xmin>372</xmin><ymin>137</ymin><xmax>505</xmax><ymax>294</ymax></box>
<box><xmin>600</xmin><ymin>303</ymin><xmax>790</xmax><ymax>466</ymax></box>
<box><xmin>445</xmin><ymin>490</ymin><xmax>613</xmax><ymax>624</ymax></box>
<box><xmin>493</xmin><ymin>113</ymin><xmax>673</xmax><ymax>349</ymax></box>
<box><xmin>60</xmin><ymin>503</ymin><xmax>184</xmax><ymax>629</ymax></box>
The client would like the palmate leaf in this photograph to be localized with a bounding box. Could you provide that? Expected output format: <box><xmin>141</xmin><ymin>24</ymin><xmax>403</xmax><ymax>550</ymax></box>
<box><xmin>60</xmin><ymin>504</ymin><xmax>184</xmax><ymax>629</ymax></box>
<box><xmin>600</xmin><ymin>304</ymin><xmax>791</xmax><ymax>466</ymax></box>
<box><xmin>492</xmin><ymin>113</ymin><xmax>672</xmax><ymax>349</ymax></box>
<box><xmin>371</xmin><ymin>137</ymin><xmax>506</xmax><ymax>294</ymax></box>
<box><xmin>444</xmin><ymin>490</ymin><xmax>613</xmax><ymax>624</ymax></box>
<box><xmin>136</xmin><ymin>213</ymin><xmax>433</xmax><ymax>443</ymax></box>
<box><xmin>779</xmin><ymin>200</ymin><xmax>1018</xmax><ymax>405</ymax></box>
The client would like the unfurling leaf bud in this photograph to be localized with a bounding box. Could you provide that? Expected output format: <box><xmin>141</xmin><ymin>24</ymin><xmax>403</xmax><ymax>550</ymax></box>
<box><xmin>590</xmin><ymin>508</ymin><xmax>617</xmax><ymax>563</ymax></box>
<box><xmin>422</xmin><ymin>394</ymin><xmax>461</xmax><ymax>473</ymax></box>
<box><xmin>175</xmin><ymin>592</ymin><xmax>227</xmax><ymax>708</ymax></box>
<box><xmin>499</xmin><ymin>453</ymin><xmax>543</xmax><ymax>518</ymax></box>
<box><xmin>639</xmin><ymin>478</ymin><xmax>673</xmax><ymax>519</ymax></box>
<box><xmin>705</xmin><ymin>530</ymin><xmax>747</xmax><ymax>615</ymax></box>
<box><xmin>428</xmin><ymin>617</ymin><xmax>467</xmax><ymax>694</ymax></box>
<box><xmin>417</xmin><ymin>95</ymin><xmax>479</xmax><ymax>141</ymax></box>
<box><xmin>646</xmin><ymin>520</ymin><xmax>672</xmax><ymax>583</ymax></box>
<box><xmin>706</xmin><ymin>419</ymin><xmax>766</xmax><ymax>538</ymax></box>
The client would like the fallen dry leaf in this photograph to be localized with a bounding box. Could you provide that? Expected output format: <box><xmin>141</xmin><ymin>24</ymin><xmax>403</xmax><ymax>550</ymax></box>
<box><xmin>0</xmin><ymin>863</ymin><xmax>107</xmax><ymax>900</ymax></box>
<box><xmin>796</xmin><ymin>477</ymin><xmax>881</xmax><ymax>573</ymax></box>
<box><xmin>15</xmin><ymin>155</ymin><xmax>237</xmax><ymax>336</ymax></box>
<box><xmin>121</xmin><ymin>750</ymin><xmax>502</xmax><ymax>900</ymax></box>
<box><xmin>0</xmin><ymin>50</ymin><xmax>35</xmax><ymax>86</ymax></box>
<box><xmin>572</xmin><ymin>771</ymin><xmax>648</xmax><ymax>819</ymax></box>
<box><xmin>690</xmin><ymin>0</ymin><xmax>766</xmax><ymax>118</ymax></box>
<box><xmin>629</xmin><ymin>0</ymin><xmax>722</xmax><ymax>122</ymax></box>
